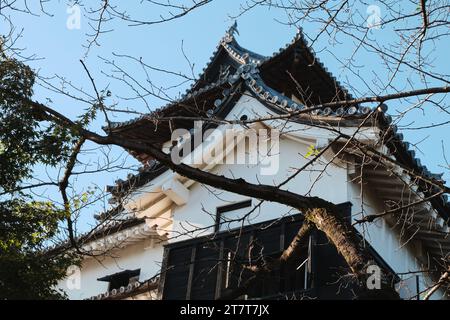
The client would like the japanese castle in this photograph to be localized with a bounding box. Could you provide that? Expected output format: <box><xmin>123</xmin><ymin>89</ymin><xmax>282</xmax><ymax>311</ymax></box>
<box><xmin>57</xmin><ymin>24</ymin><xmax>450</xmax><ymax>300</ymax></box>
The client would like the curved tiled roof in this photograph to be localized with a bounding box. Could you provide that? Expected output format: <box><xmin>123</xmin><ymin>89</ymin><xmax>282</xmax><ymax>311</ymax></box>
<box><xmin>105</xmin><ymin>76</ymin><xmax>230</xmax><ymax>132</ymax></box>
<box><xmin>260</xmin><ymin>28</ymin><xmax>354</xmax><ymax>100</ymax></box>
<box><xmin>86</xmin><ymin>276</ymin><xmax>159</xmax><ymax>300</ymax></box>
<box><xmin>45</xmin><ymin>215</ymin><xmax>143</xmax><ymax>254</ymax></box>
<box><xmin>240</xmin><ymin>65</ymin><xmax>367</xmax><ymax>118</ymax></box>
<box><xmin>105</xmin><ymin>23</ymin><xmax>357</xmax><ymax>133</ymax></box>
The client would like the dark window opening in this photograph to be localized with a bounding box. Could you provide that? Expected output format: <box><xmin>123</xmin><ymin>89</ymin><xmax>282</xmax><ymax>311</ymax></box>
<box><xmin>215</xmin><ymin>199</ymin><xmax>252</xmax><ymax>232</ymax></box>
<box><xmin>222</xmin><ymin>236</ymin><xmax>311</xmax><ymax>299</ymax></box>
<box><xmin>98</xmin><ymin>269</ymin><xmax>140</xmax><ymax>291</ymax></box>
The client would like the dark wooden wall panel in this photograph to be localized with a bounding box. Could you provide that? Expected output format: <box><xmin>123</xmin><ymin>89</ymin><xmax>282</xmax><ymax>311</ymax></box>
<box><xmin>190</xmin><ymin>244</ymin><xmax>220</xmax><ymax>300</ymax></box>
<box><xmin>162</xmin><ymin>246</ymin><xmax>192</xmax><ymax>300</ymax></box>
<box><xmin>159</xmin><ymin>202</ymin><xmax>396</xmax><ymax>300</ymax></box>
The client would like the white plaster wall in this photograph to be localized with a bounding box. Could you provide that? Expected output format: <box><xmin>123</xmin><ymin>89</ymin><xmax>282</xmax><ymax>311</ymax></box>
<box><xmin>170</xmin><ymin>136</ymin><xmax>349</xmax><ymax>241</ymax></box>
<box><xmin>169</xmin><ymin>93</ymin><xmax>349</xmax><ymax>240</ymax></box>
<box><xmin>58</xmin><ymin>240</ymin><xmax>163</xmax><ymax>300</ymax></box>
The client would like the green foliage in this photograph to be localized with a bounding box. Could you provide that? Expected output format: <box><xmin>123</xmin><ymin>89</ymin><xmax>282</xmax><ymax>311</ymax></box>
<box><xmin>0</xmin><ymin>55</ymin><xmax>75</xmax><ymax>192</ymax></box>
<box><xmin>0</xmin><ymin>200</ymin><xmax>78</xmax><ymax>299</ymax></box>
<box><xmin>0</xmin><ymin>55</ymin><xmax>78</xmax><ymax>299</ymax></box>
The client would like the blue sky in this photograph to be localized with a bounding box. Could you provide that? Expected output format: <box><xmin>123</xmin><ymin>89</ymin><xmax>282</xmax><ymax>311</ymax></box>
<box><xmin>3</xmin><ymin>1</ymin><xmax>449</xmax><ymax>233</ymax></box>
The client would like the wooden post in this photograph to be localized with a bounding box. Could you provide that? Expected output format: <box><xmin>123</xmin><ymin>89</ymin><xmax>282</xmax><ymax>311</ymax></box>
<box><xmin>157</xmin><ymin>247</ymin><xmax>170</xmax><ymax>300</ymax></box>
<box><xmin>214</xmin><ymin>240</ymin><xmax>225</xmax><ymax>299</ymax></box>
<box><xmin>185</xmin><ymin>246</ymin><xmax>197</xmax><ymax>299</ymax></box>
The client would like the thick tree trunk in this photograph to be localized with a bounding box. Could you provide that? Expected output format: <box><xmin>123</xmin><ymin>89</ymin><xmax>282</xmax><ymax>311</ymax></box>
<box><xmin>305</xmin><ymin>207</ymin><xmax>399</xmax><ymax>299</ymax></box>
<box><xmin>423</xmin><ymin>270</ymin><xmax>449</xmax><ymax>300</ymax></box>
<box><xmin>305</xmin><ymin>208</ymin><xmax>368</xmax><ymax>275</ymax></box>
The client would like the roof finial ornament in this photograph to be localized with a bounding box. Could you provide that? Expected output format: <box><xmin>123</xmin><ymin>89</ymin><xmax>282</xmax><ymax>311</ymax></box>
<box><xmin>223</xmin><ymin>21</ymin><xmax>239</xmax><ymax>43</ymax></box>
<box><xmin>228</xmin><ymin>20</ymin><xmax>239</xmax><ymax>36</ymax></box>
<box><xmin>295</xmin><ymin>26</ymin><xmax>304</xmax><ymax>41</ymax></box>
